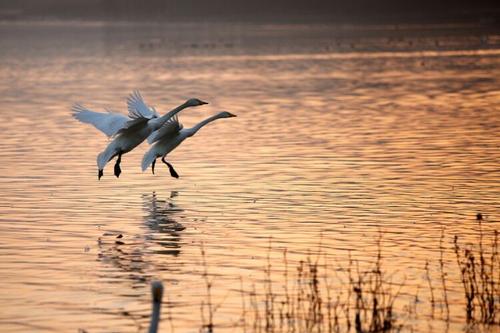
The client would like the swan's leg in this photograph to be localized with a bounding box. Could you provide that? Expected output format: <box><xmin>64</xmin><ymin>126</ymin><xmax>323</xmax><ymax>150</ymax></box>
<box><xmin>98</xmin><ymin>169</ymin><xmax>103</xmax><ymax>180</ymax></box>
<box><xmin>162</xmin><ymin>156</ymin><xmax>179</xmax><ymax>178</ymax></box>
<box><xmin>114</xmin><ymin>152</ymin><xmax>122</xmax><ymax>178</ymax></box>
<box><xmin>151</xmin><ymin>159</ymin><xmax>156</xmax><ymax>175</ymax></box>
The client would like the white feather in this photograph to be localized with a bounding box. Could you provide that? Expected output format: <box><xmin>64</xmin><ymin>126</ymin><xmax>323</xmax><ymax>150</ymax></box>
<box><xmin>142</xmin><ymin>147</ymin><xmax>159</xmax><ymax>172</ymax></box>
<box><xmin>127</xmin><ymin>90</ymin><xmax>159</xmax><ymax>120</ymax></box>
<box><xmin>72</xmin><ymin>104</ymin><xmax>129</xmax><ymax>137</ymax></box>
<box><xmin>97</xmin><ymin>145</ymin><xmax>117</xmax><ymax>170</ymax></box>
<box><xmin>147</xmin><ymin>115</ymin><xmax>183</xmax><ymax>144</ymax></box>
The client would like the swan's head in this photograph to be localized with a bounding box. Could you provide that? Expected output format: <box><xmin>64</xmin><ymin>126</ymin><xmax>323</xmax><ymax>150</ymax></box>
<box><xmin>185</xmin><ymin>98</ymin><xmax>208</xmax><ymax>107</ymax></box>
<box><xmin>218</xmin><ymin>111</ymin><xmax>237</xmax><ymax>118</ymax></box>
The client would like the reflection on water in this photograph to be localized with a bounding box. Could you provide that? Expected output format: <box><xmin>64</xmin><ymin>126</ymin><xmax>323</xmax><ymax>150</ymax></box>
<box><xmin>143</xmin><ymin>191</ymin><xmax>185</xmax><ymax>256</ymax></box>
<box><xmin>0</xmin><ymin>21</ymin><xmax>498</xmax><ymax>333</ymax></box>
<box><xmin>93</xmin><ymin>192</ymin><xmax>186</xmax><ymax>332</ymax></box>
<box><xmin>98</xmin><ymin>233</ymin><xmax>150</xmax><ymax>284</ymax></box>
<box><xmin>98</xmin><ymin>192</ymin><xmax>184</xmax><ymax>284</ymax></box>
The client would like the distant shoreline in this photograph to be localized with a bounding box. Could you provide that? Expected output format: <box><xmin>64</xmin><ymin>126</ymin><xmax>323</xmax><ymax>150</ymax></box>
<box><xmin>0</xmin><ymin>18</ymin><xmax>498</xmax><ymax>40</ymax></box>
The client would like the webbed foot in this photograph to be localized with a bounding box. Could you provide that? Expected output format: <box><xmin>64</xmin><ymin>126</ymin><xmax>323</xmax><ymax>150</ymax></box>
<box><xmin>166</xmin><ymin>162</ymin><xmax>179</xmax><ymax>178</ymax></box>
<box><xmin>162</xmin><ymin>157</ymin><xmax>179</xmax><ymax>178</ymax></box>
<box><xmin>114</xmin><ymin>153</ymin><xmax>122</xmax><ymax>178</ymax></box>
<box><xmin>114</xmin><ymin>163</ymin><xmax>121</xmax><ymax>178</ymax></box>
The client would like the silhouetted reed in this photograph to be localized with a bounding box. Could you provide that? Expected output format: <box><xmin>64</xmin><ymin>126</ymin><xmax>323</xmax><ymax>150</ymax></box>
<box><xmin>424</xmin><ymin>260</ymin><xmax>435</xmax><ymax>318</ymax></box>
<box><xmin>438</xmin><ymin>228</ymin><xmax>450</xmax><ymax>321</ymax></box>
<box><xmin>190</xmin><ymin>223</ymin><xmax>500</xmax><ymax>333</ymax></box>
<box><xmin>236</xmin><ymin>236</ymin><xmax>403</xmax><ymax>333</ymax></box>
<box><xmin>200</xmin><ymin>242</ymin><xmax>215</xmax><ymax>333</ymax></box>
<box><xmin>349</xmin><ymin>236</ymin><xmax>402</xmax><ymax>333</ymax></box>
<box><xmin>453</xmin><ymin>221</ymin><xmax>499</xmax><ymax>324</ymax></box>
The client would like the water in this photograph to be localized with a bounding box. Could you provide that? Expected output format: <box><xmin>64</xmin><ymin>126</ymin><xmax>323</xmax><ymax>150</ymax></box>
<box><xmin>0</xmin><ymin>21</ymin><xmax>499</xmax><ymax>332</ymax></box>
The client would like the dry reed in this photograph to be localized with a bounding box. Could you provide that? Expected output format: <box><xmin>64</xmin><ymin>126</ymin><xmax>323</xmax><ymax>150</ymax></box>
<box><xmin>236</xmin><ymin>235</ymin><xmax>403</xmax><ymax>333</ymax></box>
<box><xmin>191</xmin><ymin>221</ymin><xmax>500</xmax><ymax>333</ymax></box>
<box><xmin>453</xmin><ymin>220</ymin><xmax>499</xmax><ymax>324</ymax></box>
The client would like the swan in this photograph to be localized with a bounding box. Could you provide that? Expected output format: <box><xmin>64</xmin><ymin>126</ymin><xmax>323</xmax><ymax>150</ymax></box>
<box><xmin>142</xmin><ymin>111</ymin><xmax>237</xmax><ymax>177</ymax></box>
<box><xmin>72</xmin><ymin>91</ymin><xmax>208</xmax><ymax>179</ymax></box>
<box><xmin>148</xmin><ymin>280</ymin><xmax>163</xmax><ymax>333</ymax></box>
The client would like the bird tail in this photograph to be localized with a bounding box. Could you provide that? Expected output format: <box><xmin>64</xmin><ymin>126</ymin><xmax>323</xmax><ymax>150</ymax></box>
<box><xmin>97</xmin><ymin>147</ymin><xmax>115</xmax><ymax>170</ymax></box>
<box><xmin>142</xmin><ymin>148</ymin><xmax>158</xmax><ymax>172</ymax></box>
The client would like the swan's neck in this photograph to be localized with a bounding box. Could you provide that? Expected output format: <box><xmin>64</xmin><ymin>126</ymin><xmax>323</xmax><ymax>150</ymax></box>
<box><xmin>188</xmin><ymin>113</ymin><xmax>225</xmax><ymax>137</ymax></box>
<box><xmin>154</xmin><ymin>102</ymin><xmax>189</xmax><ymax>128</ymax></box>
<box><xmin>148</xmin><ymin>302</ymin><xmax>161</xmax><ymax>333</ymax></box>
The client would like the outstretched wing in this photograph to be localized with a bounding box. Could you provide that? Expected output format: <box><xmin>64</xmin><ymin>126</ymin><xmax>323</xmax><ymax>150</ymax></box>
<box><xmin>147</xmin><ymin>115</ymin><xmax>183</xmax><ymax>144</ymax></box>
<box><xmin>72</xmin><ymin>104</ymin><xmax>130</xmax><ymax>137</ymax></box>
<box><xmin>127</xmin><ymin>90</ymin><xmax>159</xmax><ymax>120</ymax></box>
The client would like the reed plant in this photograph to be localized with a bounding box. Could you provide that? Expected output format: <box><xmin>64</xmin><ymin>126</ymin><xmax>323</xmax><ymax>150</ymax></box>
<box><xmin>193</xmin><ymin>221</ymin><xmax>500</xmax><ymax>333</ymax></box>
<box><xmin>236</xmin><ymin>237</ymin><xmax>403</xmax><ymax>333</ymax></box>
<box><xmin>453</xmin><ymin>221</ymin><xmax>499</xmax><ymax>324</ymax></box>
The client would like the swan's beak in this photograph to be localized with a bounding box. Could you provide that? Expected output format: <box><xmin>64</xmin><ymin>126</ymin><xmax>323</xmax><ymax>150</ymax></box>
<box><xmin>200</xmin><ymin>100</ymin><xmax>208</xmax><ymax>105</ymax></box>
<box><xmin>228</xmin><ymin>113</ymin><xmax>237</xmax><ymax>117</ymax></box>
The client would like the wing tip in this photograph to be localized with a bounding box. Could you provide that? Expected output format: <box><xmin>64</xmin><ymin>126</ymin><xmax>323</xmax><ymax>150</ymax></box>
<box><xmin>71</xmin><ymin>103</ymin><xmax>88</xmax><ymax>119</ymax></box>
<box><xmin>127</xmin><ymin>90</ymin><xmax>143</xmax><ymax>103</ymax></box>
<box><xmin>71</xmin><ymin>103</ymin><xmax>83</xmax><ymax>112</ymax></box>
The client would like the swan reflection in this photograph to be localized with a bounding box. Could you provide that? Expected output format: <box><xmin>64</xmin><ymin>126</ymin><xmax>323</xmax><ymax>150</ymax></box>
<box><xmin>97</xmin><ymin>192</ymin><xmax>185</xmax><ymax>283</ymax></box>
<box><xmin>143</xmin><ymin>191</ymin><xmax>185</xmax><ymax>256</ymax></box>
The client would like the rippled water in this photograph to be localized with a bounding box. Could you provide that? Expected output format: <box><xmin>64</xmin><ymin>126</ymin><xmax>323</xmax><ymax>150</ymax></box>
<box><xmin>0</xmin><ymin>21</ymin><xmax>499</xmax><ymax>332</ymax></box>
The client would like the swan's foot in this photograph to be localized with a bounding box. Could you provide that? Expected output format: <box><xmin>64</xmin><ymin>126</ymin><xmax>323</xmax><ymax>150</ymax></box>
<box><xmin>114</xmin><ymin>164</ymin><xmax>121</xmax><ymax>178</ymax></box>
<box><xmin>152</xmin><ymin>159</ymin><xmax>156</xmax><ymax>175</ymax></box>
<box><xmin>98</xmin><ymin>169</ymin><xmax>103</xmax><ymax>180</ymax></box>
<box><xmin>167</xmin><ymin>163</ymin><xmax>179</xmax><ymax>178</ymax></box>
<box><xmin>162</xmin><ymin>157</ymin><xmax>179</xmax><ymax>178</ymax></box>
<box><xmin>114</xmin><ymin>153</ymin><xmax>122</xmax><ymax>178</ymax></box>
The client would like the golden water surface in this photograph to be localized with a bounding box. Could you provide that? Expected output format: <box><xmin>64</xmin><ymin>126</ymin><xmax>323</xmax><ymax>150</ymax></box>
<box><xmin>0</xmin><ymin>21</ymin><xmax>499</xmax><ymax>332</ymax></box>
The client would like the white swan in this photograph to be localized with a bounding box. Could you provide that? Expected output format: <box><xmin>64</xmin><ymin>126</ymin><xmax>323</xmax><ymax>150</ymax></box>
<box><xmin>148</xmin><ymin>280</ymin><xmax>163</xmax><ymax>333</ymax></box>
<box><xmin>142</xmin><ymin>111</ymin><xmax>237</xmax><ymax>177</ymax></box>
<box><xmin>72</xmin><ymin>91</ymin><xmax>207</xmax><ymax>179</ymax></box>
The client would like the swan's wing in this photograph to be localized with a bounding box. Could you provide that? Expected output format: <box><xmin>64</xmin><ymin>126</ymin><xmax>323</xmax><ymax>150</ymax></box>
<box><xmin>127</xmin><ymin>90</ymin><xmax>159</xmax><ymax>120</ymax></box>
<box><xmin>116</xmin><ymin>91</ymin><xmax>159</xmax><ymax>137</ymax></box>
<box><xmin>114</xmin><ymin>117</ymin><xmax>150</xmax><ymax>137</ymax></box>
<box><xmin>147</xmin><ymin>115</ymin><xmax>183</xmax><ymax>144</ymax></box>
<box><xmin>72</xmin><ymin>104</ymin><xmax>130</xmax><ymax>137</ymax></box>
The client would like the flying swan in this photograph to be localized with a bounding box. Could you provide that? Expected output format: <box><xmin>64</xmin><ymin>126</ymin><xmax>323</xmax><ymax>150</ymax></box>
<box><xmin>142</xmin><ymin>111</ymin><xmax>237</xmax><ymax>178</ymax></box>
<box><xmin>72</xmin><ymin>91</ymin><xmax>207</xmax><ymax>179</ymax></box>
